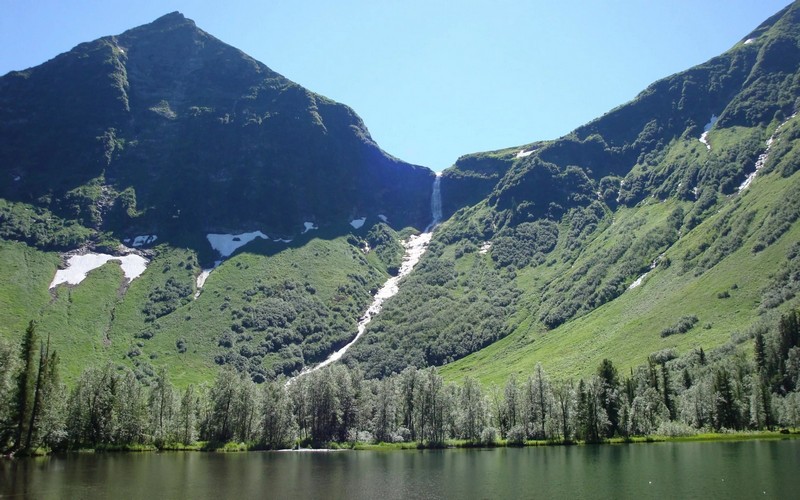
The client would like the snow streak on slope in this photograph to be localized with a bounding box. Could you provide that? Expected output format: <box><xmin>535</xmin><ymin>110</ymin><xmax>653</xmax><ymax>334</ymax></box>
<box><xmin>298</xmin><ymin>174</ymin><xmax>443</xmax><ymax>376</ymax></box>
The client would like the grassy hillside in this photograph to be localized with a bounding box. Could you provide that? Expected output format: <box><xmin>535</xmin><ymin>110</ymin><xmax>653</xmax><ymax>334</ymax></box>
<box><xmin>0</xmin><ymin>222</ymin><xmax>404</xmax><ymax>386</ymax></box>
<box><xmin>349</xmin><ymin>2</ymin><xmax>800</xmax><ymax>383</ymax></box>
<box><xmin>440</xmin><ymin>163</ymin><xmax>800</xmax><ymax>384</ymax></box>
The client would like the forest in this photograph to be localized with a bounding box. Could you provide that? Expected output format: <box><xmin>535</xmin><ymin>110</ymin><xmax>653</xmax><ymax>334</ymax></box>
<box><xmin>1</xmin><ymin>308</ymin><xmax>799</xmax><ymax>455</ymax></box>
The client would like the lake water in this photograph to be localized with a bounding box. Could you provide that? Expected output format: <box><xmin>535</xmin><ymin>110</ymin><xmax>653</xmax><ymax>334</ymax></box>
<box><xmin>1</xmin><ymin>440</ymin><xmax>798</xmax><ymax>499</ymax></box>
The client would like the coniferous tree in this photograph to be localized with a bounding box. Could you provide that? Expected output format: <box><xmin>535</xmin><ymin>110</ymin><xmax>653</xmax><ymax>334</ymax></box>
<box><xmin>531</xmin><ymin>363</ymin><xmax>552</xmax><ymax>440</ymax></box>
<box><xmin>597</xmin><ymin>359</ymin><xmax>620</xmax><ymax>437</ymax></box>
<box><xmin>12</xmin><ymin>321</ymin><xmax>38</xmax><ymax>452</ymax></box>
<box><xmin>206</xmin><ymin>369</ymin><xmax>239</xmax><ymax>442</ymax></box>
<box><xmin>662</xmin><ymin>364</ymin><xmax>676</xmax><ymax>420</ymax></box>
<box><xmin>713</xmin><ymin>367</ymin><xmax>740</xmax><ymax>430</ymax></box>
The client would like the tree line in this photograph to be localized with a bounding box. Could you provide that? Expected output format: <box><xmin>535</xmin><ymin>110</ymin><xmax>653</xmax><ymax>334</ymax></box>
<box><xmin>2</xmin><ymin>310</ymin><xmax>800</xmax><ymax>454</ymax></box>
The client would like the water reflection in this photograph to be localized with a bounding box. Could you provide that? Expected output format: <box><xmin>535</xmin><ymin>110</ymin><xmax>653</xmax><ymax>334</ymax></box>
<box><xmin>1</xmin><ymin>440</ymin><xmax>798</xmax><ymax>499</ymax></box>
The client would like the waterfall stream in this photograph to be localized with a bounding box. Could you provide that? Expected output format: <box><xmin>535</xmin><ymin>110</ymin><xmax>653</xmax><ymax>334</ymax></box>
<box><xmin>298</xmin><ymin>173</ymin><xmax>442</xmax><ymax>376</ymax></box>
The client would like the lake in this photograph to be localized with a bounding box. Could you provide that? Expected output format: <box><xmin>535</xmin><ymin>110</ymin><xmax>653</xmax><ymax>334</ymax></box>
<box><xmin>1</xmin><ymin>440</ymin><xmax>798</xmax><ymax>499</ymax></box>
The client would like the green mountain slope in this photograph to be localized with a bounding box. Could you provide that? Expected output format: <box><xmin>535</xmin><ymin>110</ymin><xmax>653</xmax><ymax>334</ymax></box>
<box><xmin>346</xmin><ymin>2</ymin><xmax>800</xmax><ymax>382</ymax></box>
<box><xmin>0</xmin><ymin>13</ymin><xmax>433</xmax><ymax>385</ymax></box>
<box><xmin>3</xmin><ymin>5</ymin><xmax>800</xmax><ymax>388</ymax></box>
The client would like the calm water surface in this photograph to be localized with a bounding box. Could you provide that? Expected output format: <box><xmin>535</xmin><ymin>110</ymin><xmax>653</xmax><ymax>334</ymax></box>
<box><xmin>1</xmin><ymin>440</ymin><xmax>798</xmax><ymax>499</ymax></box>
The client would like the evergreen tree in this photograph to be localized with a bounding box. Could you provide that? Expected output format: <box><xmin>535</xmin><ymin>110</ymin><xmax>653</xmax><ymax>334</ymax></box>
<box><xmin>597</xmin><ymin>359</ymin><xmax>620</xmax><ymax>437</ymax></box>
<box><xmin>12</xmin><ymin>321</ymin><xmax>38</xmax><ymax>452</ymax></box>
<box><xmin>661</xmin><ymin>364</ymin><xmax>676</xmax><ymax>420</ymax></box>
<box><xmin>713</xmin><ymin>367</ymin><xmax>740</xmax><ymax>430</ymax></box>
<box><xmin>501</xmin><ymin>375</ymin><xmax>520</xmax><ymax>437</ymax></box>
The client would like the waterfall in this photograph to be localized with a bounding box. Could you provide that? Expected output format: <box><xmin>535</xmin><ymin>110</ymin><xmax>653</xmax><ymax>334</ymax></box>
<box><xmin>427</xmin><ymin>173</ymin><xmax>443</xmax><ymax>232</ymax></box>
<box><xmin>293</xmin><ymin>171</ymin><xmax>444</xmax><ymax>379</ymax></box>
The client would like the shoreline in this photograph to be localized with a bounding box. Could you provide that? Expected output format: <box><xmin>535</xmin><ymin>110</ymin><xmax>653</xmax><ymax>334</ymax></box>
<box><xmin>6</xmin><ymin>430</ymin><xmax>797</xmax><ymax>458</ymax></box>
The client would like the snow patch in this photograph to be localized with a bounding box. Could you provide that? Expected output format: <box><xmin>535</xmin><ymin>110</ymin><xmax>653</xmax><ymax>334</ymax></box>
<box><xmin>738</xmin><ymin>113</ymin><xmax>796</xmax><ymax>193</ymax></box>
<box><xmin>628</xmin><ymin>273</ymin><xmax>648</xmax><ymax>290</ymax></box>
<box><xmin>50</xmin><ymin>253</ymin><xmax>149</xmax><ymax>288</ymax></box>
<box><xmin>627</xmin><ymin>254</ymin><xmax>664</xmax><ymax>290</ymax></box>
<box><xmin>516</xmin><ymin>149</ymin><xmax>535</xmax><ymax>158</ymax></box>
<box><xmin>303</xmin><ymin>231</ymin><xmax>434</xmax><ymax>374</ymax></box>
<box><xmin>699</xmin><ymin>114</ymin><xmax>718</xmax><ymax>150</ymax></box>
<box><xmin>377</xmin><ymin>214</ymin><xmax>388</xmax><ymax>223</ymax></box>
<box><xmin>479</xmin><ymin>242</ymin><xmax>492</xmax><ymax>255</ymax></box>
<box><xmin>207</xmin><ymin>231</ymin><xmax>269</xmax><ymax>258</ymax></box>
<box><xmin>350</xmin><ymin>217</ymin><xmax>367</xmax><ymax>229</ymax></box>
<box><xmin>195</xmin><ymin>260</ymin><xmax>223</xmax><ymax>298</ymax></box>
<box><xmin>132</xmin><ymin>235</ymin><xmax>157</xmax><ymax>247</ymax></box>
<box><xmin>298</xmin><ymin>174</ymin><xmax>444</xmax><ymax>378</ymax></box>
<box><xmin>744</xmin><ymin>38</ymin><xmax>755</xmax><ymax>45</ymax></box>
<box><xmin>302</xmin><ymin>222</ymin><xmax>318</xmax><ymax>234</ymax></box>
<box><xmin>13</xmin><ymin>176</ymin><xmax>21</xmax><ymax>182</ymax></box>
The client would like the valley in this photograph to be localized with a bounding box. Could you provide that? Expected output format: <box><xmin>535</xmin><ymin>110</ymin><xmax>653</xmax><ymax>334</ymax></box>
<box><xmin>2</xmin><ymin>1</ymin><xmax>800</xmax><ymax>458</ymax></box>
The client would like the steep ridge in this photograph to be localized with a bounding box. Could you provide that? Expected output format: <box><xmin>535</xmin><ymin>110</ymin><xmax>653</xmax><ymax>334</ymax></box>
<box><xmin>0</xmin><ymin>12</ymin><xmax>434</xmax><ymax>247</ymax></box>
<box><xmin>347</xmin><ymin>2</ymin><xmax>800</xmax><ymax>381</ymax></box>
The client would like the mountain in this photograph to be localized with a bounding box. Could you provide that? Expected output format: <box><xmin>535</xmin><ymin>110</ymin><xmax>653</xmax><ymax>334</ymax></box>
<box><xmin>2</xmin><ymin>5</ymin><xmax>800</xmax><ymax>388</ymax></box>
<box><xmin>344</xmin><ymin>2</ymin><xmax>800</xmax><ymax>381</ymax></box>
<box><xmin>0</xmin><ymin>13</ymin><xmax>434</xmax><ymax>384</ymax></box>
<box><xmin>0</xmin><ymin>12</ymin><xmax>434</xmax><ymax>249</ymax></box>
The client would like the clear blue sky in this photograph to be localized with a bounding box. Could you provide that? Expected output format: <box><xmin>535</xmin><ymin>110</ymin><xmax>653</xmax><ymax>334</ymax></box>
<box><xmin>1</xmin><ymin>1</ymin><xmax>792</xmax><ymax>171</ymax></box>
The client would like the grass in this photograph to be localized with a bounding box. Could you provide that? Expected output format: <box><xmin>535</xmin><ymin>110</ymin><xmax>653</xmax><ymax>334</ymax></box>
<box><xmin>440</xmin><ymin>162</ymin><xmax>800</xmax><ymax>385</ymax></box>
<box><xmin>0</xmin><ymin>222</ymin><xmax>394</xmax><ymax>387</ymax></box>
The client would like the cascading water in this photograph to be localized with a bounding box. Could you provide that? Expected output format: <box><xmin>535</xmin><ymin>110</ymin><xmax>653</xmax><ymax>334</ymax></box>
<box><xmin>428</xmin><ymin>173</ymin><xmax>442</xmax><ymax>231</ymax></box>
<box><xmin>297</xmin><ymin>173</ymin><xmax>443</xmax><ymax>377</ymax></box>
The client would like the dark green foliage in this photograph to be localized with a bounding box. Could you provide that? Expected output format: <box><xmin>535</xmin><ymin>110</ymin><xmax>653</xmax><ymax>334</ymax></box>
<box><xmin>442</xmin><ymin>151</ymin><xmax>516</xmax><ymax>219</ymax></box>
<box><xmin>0</xmin><ymin>200</ymin><xmax>94</xmax><ymax>250</ymax></box>
<box><xmin>12</xmin><ymin>321</ymin><xmax>38</xmax><ymax>452</ymax></box>
<box><xmin>489</xmin><ymin>159</ymin><xmax>596</xmax><ymax>224</ymax></box>
<box><xmin>0</xmin><ymin>12</ymin><xmax>435</xmax><ymax>250</ymax></box>
<box><xmin>760</xmin><ymin>241</ymin><xmax>800</xmax><ymax>309</ymax></box>
<box><xmin>564</xmin><ymin>202</ymin><xmax>607</xmax><ymax>254</ymax></box>
<box><xmin>660</xmin><ymin>315</ymin><xmax>700</xmax><ymax>338</ymax></box>
<box><xmin>216</xmin><ymin>275</ymin><xmax>379</xmax><ymax>380</ymax></box>
<box><xmin>752</xmin><ymin>181</ymin><xmax>800</xmax><ymax>253</ymax></box>
<box><xmin>491</xmin><ymin>220</ymin><xmax>559</xmax><ymax>268</ymax></box>
<box><xmin>143</xmin><ymin>277</ymin><xmax>193</xmax><ymax>322</ymax></box>
<box><xmin>683</xmin><ymin>205</ymin><xmax>756</xmax><ymax>275</ymax></box>
<box><xmin>539</xmin><ymin>212</ymin><xmax>680</xmax><ymax>329</ymax></box>
<box><xmin>345</xmin><ymin>254</ymin><xmax>520</xmax><ymax>378</ymax></box>
<box><xmin>713</xmin><ymin>368</ymin><xmax>741</xmax><ymax>430</ymax></box>
<box><xmin>596</xmin><ymin>359</ymin><xmax>621</xmax><ymax>437</ymax></box>
<box><xmin>366</xmin><ymin>223</ymin><xmax>404</xmax><ymax>275</ymax></box>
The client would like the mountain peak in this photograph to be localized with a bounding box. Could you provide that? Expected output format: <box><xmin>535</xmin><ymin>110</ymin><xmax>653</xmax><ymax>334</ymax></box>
<box><xmin>149</xmin><ymin>11</ymin><xmax>193</xmax><ymax>28</ymax></box>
